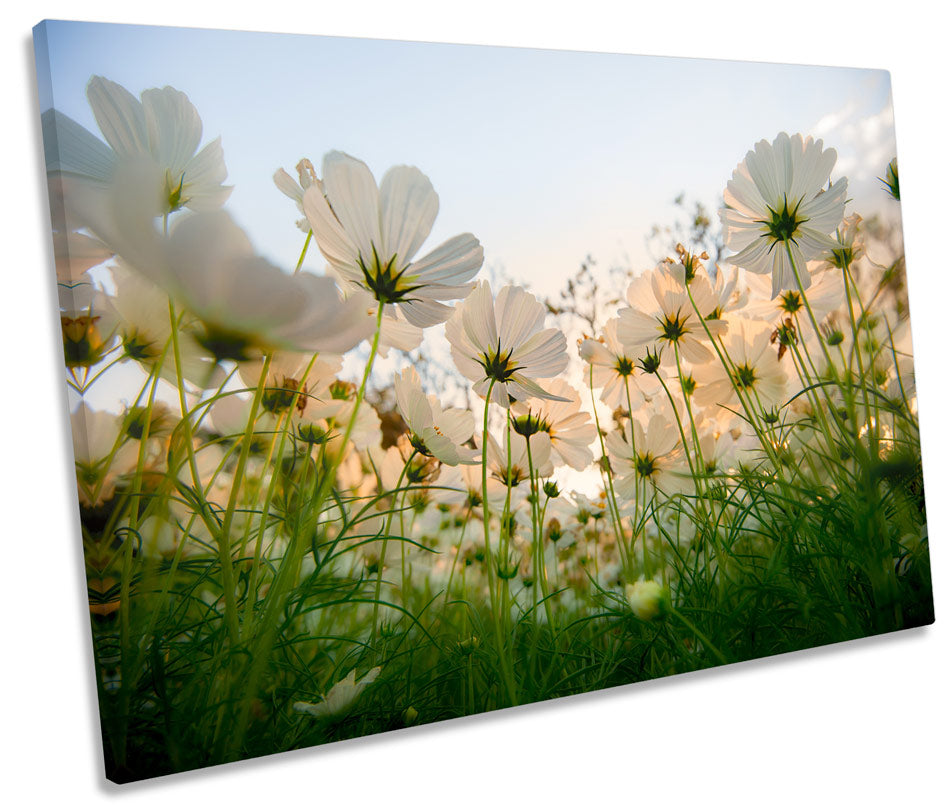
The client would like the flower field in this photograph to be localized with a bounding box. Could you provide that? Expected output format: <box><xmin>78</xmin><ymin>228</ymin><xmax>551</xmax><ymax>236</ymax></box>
<box><xmin>46</xmin><ymin>75</ymin><xmax>931</xmax><ymax>782</ymax></box>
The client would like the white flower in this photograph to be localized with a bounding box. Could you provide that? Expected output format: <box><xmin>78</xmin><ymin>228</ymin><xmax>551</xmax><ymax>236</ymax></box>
<box><xmin>293</xmin><ymin>667</ymin><xmax>381</xmax><ymax>720</ymax></box>
<box><xmin>274</xmin><ymin>158</ymin><xmax>319</xmax><ymax>232</ymax></box>
<box><xmin>743</xmin><ymin>265</ymin><xmax>844</xmax><ymax>324</ymax></box>
<box><xmin>394</xmin><ymin>367</ymin><xmax>477</xmax><ymax>466</ymax></box>
<box><xmin>826</xmin><ymin>213</ymin><xmax>866</xmax><ymax>268</ymax></box>
<box><xmin>571</xmin><ymin>492</ymin><xmax>608</xmax><ymax>524</ymax></box>
<box><xmin>88</xmin><ymin>199</ymin><xmax>376</xmax><ymax>360</ymax></box>
<box><xmin>433</xmin><ymin>463</ymin><xmax>485</xmax><ymax>508</ymax></box>
<box><xmin>693</xmin><ymin>320</ymin><xmax>788</xmax><ymax>413</ymax></box>
<box><xmin>607</xmin><ymin>414</ymin><xmax>684</xmax><ymax>497</ymax></box>
<box><xmin>705</xmin><ymin>264</ymin><xmax>748</xmax><ymax>324</ymax></box>
<box><xmin>84</xmin><ymin>76</ymin><xmax>232</xmax><ymax>214</ymax></box>
<box><xmin>302</xmin><ymin>389</ymin><xmax>382</xmax><ymax>461</ymax></box>
<box><xmin>617</xmin><ymin>265</ymin><xmax>719</xmax><ymax>365</ymax></box>
<box><xmin>208</xmin><ymin>394</ymin><xmax>280</xmax><ymax>449</ymax></box>
<box><xmin>70</xmin><ymin>403</ymin><xmax>139</xmax><ymax>506</ymax></box>
<box><xmin>579</xmin><ymin>318</ymin><xmax>654</xmax><ymax>409</ymax></box>
<box><xmin>60</xmin><ymin>280</ymin><xmax>117</xmax><ymax>369</ymax></box>
<box><xmin>105</xmin><ymin>262</ymin><xmax>216</xmax><ymax>386</ymax></box>
<box><xmin>446</xmin><ymin>280</ymin><xmax>570</xmax><ymax>407</ymax></box>
<box><xmin>511</xmin><ymin>379</ymin><xmax>596</xmax><ymax>471</ymax></box>
<box><xmin>625</xmin><ymin>578</ymin><xmax>666</xmax><ymax>621</ymax></box>
<box><xmin>239</xmin><ymin>351</ymin><xmax>342</xmax><ymax>416</ymax></box>
<box><xmin>697</xmin><ymin>429</ymin><xmax>741</xmax><ymax>475</ymax></box>
<box><xmin>472</xmin><ymin>430</ymin><xmax>553</xmax><ymax>511</ymax></box>
<box><xmin>721</xmin><ymin>132</ymin><xmax>847</xmax><ymax>298</ymax></box>
<box><xmin>139</xmin><ymin>515</ymin><xmax>181</xmax><ymax>559</ymax></box>
<box><xmin>302</xmin><ymin>151</ymin><xmax>484</xmax><ymax>327</ymax></box>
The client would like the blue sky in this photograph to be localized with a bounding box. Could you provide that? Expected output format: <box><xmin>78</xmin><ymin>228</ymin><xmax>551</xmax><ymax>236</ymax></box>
<box><xmin>36</xmin><ymin>20</ymin><xmax>899</xmax><ymax>298</ymax></box>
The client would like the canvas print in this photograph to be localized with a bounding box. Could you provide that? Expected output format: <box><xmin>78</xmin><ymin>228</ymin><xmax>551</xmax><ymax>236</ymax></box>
<box><xmin>33</xmin><ymin>19</ymin><xmax>933</xmax><ymax>783</ymax></box>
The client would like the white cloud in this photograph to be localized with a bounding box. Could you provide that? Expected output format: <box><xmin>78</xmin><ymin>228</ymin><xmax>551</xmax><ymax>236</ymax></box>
<box><xmin>810</xmin><ymin>94</ymin><xmax>897</xmax><ymax>186</ymax></box>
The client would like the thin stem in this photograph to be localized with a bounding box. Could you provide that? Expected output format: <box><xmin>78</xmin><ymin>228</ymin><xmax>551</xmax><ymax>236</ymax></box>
<box><xmin>292</xmin><ymin>230</ymin><xmax>313</xmax><ymax>275</ymax></box>
<box><xmin>588</xmin><ymin>366</ymin><xmax>629</xmax><ymax>573</ymax></box>
<box><xmin>370</xmin><ymin>449</ymin><xmax>417</xmax><ymax>653</ymax></box>
<box><xmin>167</xmin><ymin>300</ymin><xmax>243</xmax><ymax>647</ymax></box>
<box><xmin>526</xmin><ymin>436</ymin><xmax>555</xmax><ymax>629</ymax></box>
<box><xmin>480</xmin><ymin>379</ymin><xmax>498</xmax><ymax>614</ymax></box>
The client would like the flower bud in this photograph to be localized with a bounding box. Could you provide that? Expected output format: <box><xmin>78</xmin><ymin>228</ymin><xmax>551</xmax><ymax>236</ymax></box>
<box><xmin>625</xmin><ymin>579</ymin><xmax>667</xmax><ymax>621</ymax></box>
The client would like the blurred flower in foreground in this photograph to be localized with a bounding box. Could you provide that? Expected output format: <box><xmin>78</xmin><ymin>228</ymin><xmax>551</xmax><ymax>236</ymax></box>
<box><xmin>77</xmin><ymin>184</ymin><xmax>376</xmax><ymax>360</ymax></box>
<box><xmin>720</xmin><ymin>132</ymin><xmax>847</xmax><ymax>297</ymax></box>
<box><xmin>163</xmin><ymin>213</ymin><xmax>376</xmax><ymax>359</ymax></box>
<box><xmin>446</xmin><ymin>281</ymin><xmax>569</xmax><ymax>406</ymax></box>
<box><xmin>293</xmin><ymin>667</ymin><xmax>381</xmax><ymax>720</ymax></box>
<box><xmin>71</xmin><ymin>403</ymin><xmax>139</xmax><ymax>506</ymax></box>
<box><xmin>303</xmin><ymin>150</ymin><xmax>484</xmax><ymax>327</ymax></box>
<box><xmin>105</xmin><ymin>262</ymin><xmax>216</xmax><ymax>386</ymax></box>
<box><xmin>85</xmin><ymin>76</ymin><xmax>232</xmax><ymax>213</ymax></box>
<box><xmin>625</xmin><ymin>578</ymin><xmax>667</xmax><ymax>621</ymax></box>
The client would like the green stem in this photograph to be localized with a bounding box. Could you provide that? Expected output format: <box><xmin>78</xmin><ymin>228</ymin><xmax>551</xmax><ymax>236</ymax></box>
<box><xmin>526</xmin><ymin>436</ymin><xmax>554</xmax><ymax>630</ymax></box>
<box><xmin>589</xmin><ymin>366</ymin><xmax>629</xmax><ymax>575</ymax></box>
<box><xmin>370</xmin><ymin>449</ymin><xmax>417</xmax><ymax>653</ymax></box>
<box><xmin>292</xmin><ymin>230</ymin><xmax>313</xmax><ymax>275</ymax></box>
<box><xmin>220</xmin><ymin>306</ymin><xmax>386</xmax><ymax>760</ymax></box>
<box><xmin>478</xmin><ymin>380</ymin><xmax>518</xmax><ymax>705</ymax></box>
<box><xmin>669</xmin><ymin>607</ymin><xmax>728</xmax><ymax>665</ymax></box>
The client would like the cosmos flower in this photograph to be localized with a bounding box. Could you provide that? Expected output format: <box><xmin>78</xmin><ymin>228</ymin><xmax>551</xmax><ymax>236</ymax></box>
<box><xmin>393</xmin><ymin>367</ymin><xmax>477</xmax><ymax>466</ymax></box>
<box><xmin>743</xmin><ymin>265</ymin><xmax>844</xmax><ymax>325</ymax></box>
<box><xmin>84</xmin><ymin>76</ymin><xmax>232</xmax><ymax>214</ymax></box>
<box><xmin>445</xmin><ymin>281</ymin><xmax>570</xmax><ymax>407</ymax></box>
<box><xmin>292</xmin><ymin>380</ymin><xmax>383</xmax><ymax>462</ymax></box>
<box><xmin>510</xmin><ymin>379</ymin><xmax>596</xmax><ymax>471</ymax></box>
<box><xmin>483</xmin><ymin>430</ymin><xmax>554</xmax><ymax>489</ymax></box>
<box><xmin>617</xmin><ymin>265</ymin><xmax>719</xmax><ymax>365</ymax></box>
<box><xmin>607</xmin><ymin>414</ymin><xmax>684</xmax><ymax>497</ymax></box>
<box><xmin>704</xmin><ymin>264</ymin><xmax>748</xmax><ymax>324</ymax></box>
<box><xmin>693</xmin><ymin>320</ymin><xmax>788</xmax><ymax>413</ymax></box>
<box><xmin>239</xmin><ymin>351</ymin><xmax>342</xmax><ymax>416</ymax></box>
<box><xmin>274</xmin><ymin>158</ymin><xmax>319</xmax><ymax>232</ymax></box>
<box><xmin>302</xmin><ymin>151</ymin><xmax>484</xmax><ymax>327</ymax></box>
<box><xmin>293</xmin><ymin>667</ymin><xmax>381</xmax><ymax>720</ymax></box>
<box><xmin>579</xmin><ymin>317</ymin><xmax>654</xmax><ymax>410</ymax></box>
<box><xmin>60</xmin><ymin>278</ymin><xmax>116</xmax><ymax>369</ymax></box>
<box><xmin>83</xmin><ymin>197</ymin><xmax>376</xmax><ymax>361</ymax></box>
<box><xmin>720</xmin><ymin>132</ymin><xmax>848</xmax><ymax>297</ymax></box>
<box><xmin>625</xmin><ymin>578</ymin><xmax>667</xmax><ymax>621</ymax></box>
<box><xmin>433</xmin><ymin>462</ymin><xmax>486</xmax><ymax>509</ymax></box>
<box><xmin>826</xmin><ymin>213</ymin><xmax>866</xmax><ymax>269</ymax></box>
<box><xmin>105</xmin><ymin>261</ymin><xmax>216</xmax><ymax>386</ymax></box>
<box><xmin>70</xmin><ymin>403</ymin><xmax>140</xmax><ymax>506</ymax></box>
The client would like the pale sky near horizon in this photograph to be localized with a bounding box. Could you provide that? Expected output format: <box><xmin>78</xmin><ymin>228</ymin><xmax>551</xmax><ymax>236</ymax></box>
<box><xmin>36</xmin><ymin>20</ymin><xmax>900</xmax><ymax>298</ymax></box>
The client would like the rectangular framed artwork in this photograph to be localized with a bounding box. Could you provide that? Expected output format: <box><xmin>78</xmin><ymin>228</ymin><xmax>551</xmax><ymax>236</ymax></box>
<box><xmin>33</xmin><ymin>18</ymin><xmax>934</xmax><ymax>783</ymax></box>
